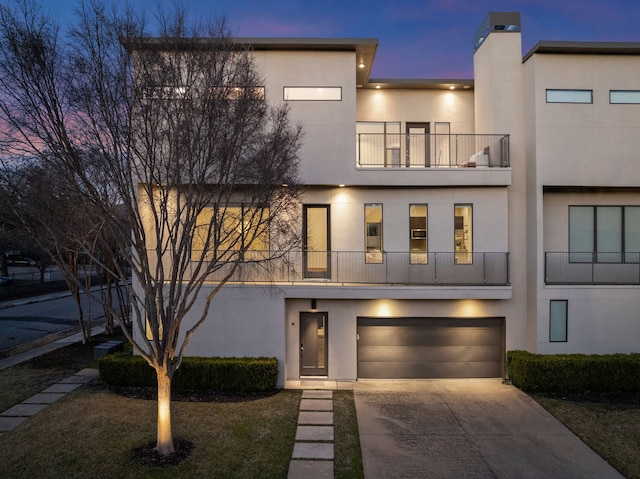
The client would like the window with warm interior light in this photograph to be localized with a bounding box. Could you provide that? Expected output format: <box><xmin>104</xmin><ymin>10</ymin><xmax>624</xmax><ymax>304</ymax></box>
<box><xmin>454</xmin><ymin>204</ymin><xmax>473</xmax><ymax>264</ymax></box>
<box><xmin>365</xmin><ymin>203</ymin><xmax>383</xmax><ymax>263</ymax></box>
<box><xmin>356</xmin><ymin>122</ymin><xmax>400</xmax><ymax>167</ymax></box>
<box><xmin>283</xmin><ymin>87</ymin><xmax>341</xmax><ymax>101</ymax></box>
<box><xmin>192</xmin><ymin>205</ymin><xmax>269</xmax><ymax>262</ymax></box>
<box><xmin>409</xmin><ymin>204</ymin><xmax>428</xmax><ymax>264</ymax></box>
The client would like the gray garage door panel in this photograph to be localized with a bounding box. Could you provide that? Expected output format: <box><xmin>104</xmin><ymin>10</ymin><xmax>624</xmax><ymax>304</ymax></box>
<box><xmin>357</xmin><ymin>317</ymin><xmax>504</xmax><ymax>379</ymax></box>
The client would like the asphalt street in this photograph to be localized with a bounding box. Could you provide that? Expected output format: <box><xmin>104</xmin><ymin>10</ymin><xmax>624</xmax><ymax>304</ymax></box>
<box><xmin>0</xmin><ymin>293</ymin><xmax>106</xmax><ymax>351</ymax></box>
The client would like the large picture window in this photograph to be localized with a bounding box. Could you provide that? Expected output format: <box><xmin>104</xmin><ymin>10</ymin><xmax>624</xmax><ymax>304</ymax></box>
<box><xmin>192</xmin><ymin>205</ymin><xmax>269</xmax><ymax>262</ymax></box>
<box><xmin>569</xmin><ymin>206</ymin><xmax>640</xmax><ymax>263</ymax></box>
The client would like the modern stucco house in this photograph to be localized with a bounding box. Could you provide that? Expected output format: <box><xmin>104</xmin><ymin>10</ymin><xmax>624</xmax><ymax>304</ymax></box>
<box><xmin>135</xmin><ymin>12</ymin><xmax>640</xmax><ymax>386</ymax></box>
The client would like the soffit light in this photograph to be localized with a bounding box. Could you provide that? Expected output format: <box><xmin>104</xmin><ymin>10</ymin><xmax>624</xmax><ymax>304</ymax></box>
<box><xmin>375</xmin><ymin>85</ymin><xmax>381</xmax><ymax>89</ymax></box>
<box><xmin>358</xmin><ymin>62</ymin><xmax>365</xmax><ymax>69</ymax></box>
<box><xmin>449</xmin><ymin>85</ymin><xmax>455</xmax><ymax>90</ymax></box>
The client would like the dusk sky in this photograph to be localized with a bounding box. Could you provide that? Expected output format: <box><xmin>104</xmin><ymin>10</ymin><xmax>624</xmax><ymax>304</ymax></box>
<box><xmin>40</xmin><ymin>0</ymin><xmax>640</xmax><ymax>79</ymax></box>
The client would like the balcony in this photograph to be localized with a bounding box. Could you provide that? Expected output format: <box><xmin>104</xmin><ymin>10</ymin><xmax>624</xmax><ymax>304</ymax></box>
<box><xmin>203</xmin><ymin>251</ymin><xmax>510</xmax><ymax>286</ymax></box>
<box><xmin>356</xmin><ymin>133</ymin><xmax>510</xmax><ymax>169</ymax></box>
<box><xmin>545</xmin><ymin>252</ymin><xmax>640</xmax><ymax>285</ymax></box>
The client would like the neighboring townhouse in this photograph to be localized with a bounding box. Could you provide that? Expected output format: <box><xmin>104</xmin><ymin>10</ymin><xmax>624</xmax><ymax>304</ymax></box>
<box><xmin>135</xmin><ymin>12</ymin><xmax>640</xmax><ymax>386</ymax></box>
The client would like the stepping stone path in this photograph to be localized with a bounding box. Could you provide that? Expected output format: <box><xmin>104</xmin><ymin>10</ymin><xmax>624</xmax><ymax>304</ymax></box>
<box><xmin>288</xmin><ymin>390</ymin><xmax>334</xmax><ymax>479</ymax></box>
<box><xmin>0</xmin><ymin>368</ymin><xmax>98</xmax><ymax>436</ymax></box>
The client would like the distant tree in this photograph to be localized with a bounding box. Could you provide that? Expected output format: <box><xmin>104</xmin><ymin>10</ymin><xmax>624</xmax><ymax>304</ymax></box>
<box><xmin>0</xmin><ymin>0</ymin><xmax>302</xmax><ymax>457</ymax></box>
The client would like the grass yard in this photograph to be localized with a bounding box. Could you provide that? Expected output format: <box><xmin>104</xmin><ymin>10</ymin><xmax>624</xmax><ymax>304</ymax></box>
<box><xmin>0</xmin><ymin>385</ymin><xmax>301</xmax><ymax>478</ymax></box>
<box><xmin>0</xmin><ymin>337</ymin><xmax>365</xmax><ymax>478</ymax></box>
<box><xmin>532</xmin><ymin>393</ymin><xmax>640</xmax><ymax>479</ymax></box>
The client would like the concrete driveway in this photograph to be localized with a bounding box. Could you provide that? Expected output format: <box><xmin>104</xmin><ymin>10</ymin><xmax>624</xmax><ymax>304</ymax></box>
<box><xmin>354</xmin><ymin>379</ymin><xmax>623</xmax><ymax>479</ymax></box>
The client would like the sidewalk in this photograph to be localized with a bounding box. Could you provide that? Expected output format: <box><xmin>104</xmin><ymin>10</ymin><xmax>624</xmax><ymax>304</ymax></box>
<box><xmin>0</xmin><ymin>368</ymin><xmax>99</xmax><ymax>437</ymax></box>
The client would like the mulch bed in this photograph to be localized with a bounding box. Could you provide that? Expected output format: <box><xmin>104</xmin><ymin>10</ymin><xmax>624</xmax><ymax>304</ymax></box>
<box><xmin>108</xmin><ymin>385</ymin><xmax>280</xmax><ymax>402</ymax></box>
<box><xmin>131</xmin><ymin>438</ymin><xmax>194</xmax><ymax>467</ymax></box>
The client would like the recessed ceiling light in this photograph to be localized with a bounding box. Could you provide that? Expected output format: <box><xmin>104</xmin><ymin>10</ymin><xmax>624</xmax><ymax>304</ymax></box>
<box><xmin>338</xmin><ymin>184</ymin><xmax>345</xmax><ymax>187</ymax></box>
<box><xmin>449</xmin><ymin>85</ymin><xmax>455</xmax><ymax>90</ymax></box>
<box><xmin>358</xmin><ymin>62</ymin><xmax>365</xmax><ymax>69</ymax></box>
<box><xmin>463</xmin><ymin>85</ymin><xmax>471</xmax><ymax>89</ymax></box>
<box><xmin>375</xmin><ymin>85</ymin><xmax>381</xmax><ymax>89</ymax></box>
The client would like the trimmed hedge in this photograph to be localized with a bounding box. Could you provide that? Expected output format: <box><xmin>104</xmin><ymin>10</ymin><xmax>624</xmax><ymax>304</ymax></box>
<box><xmin>98</xmin><ymin>352</ymin><xmax>279</xmax><ymax>392</ymax></box>
<box><xmin>507</xmin><ymin>350</ymin><xmax>640</xmax><ymax>393</ymax></box>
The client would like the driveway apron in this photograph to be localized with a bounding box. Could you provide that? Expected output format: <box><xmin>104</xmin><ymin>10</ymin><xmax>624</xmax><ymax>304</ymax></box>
<box><xmin>354</xmin><ymin>379</ymin><xmax>623</xmax><ymax>479</ymax></box>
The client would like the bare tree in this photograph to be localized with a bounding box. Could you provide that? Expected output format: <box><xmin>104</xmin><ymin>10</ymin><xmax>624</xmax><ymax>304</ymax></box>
<box><xmin>0</xmin><ymin>0</ymin><xmax>302</xmax><ymax>456</ymax></box>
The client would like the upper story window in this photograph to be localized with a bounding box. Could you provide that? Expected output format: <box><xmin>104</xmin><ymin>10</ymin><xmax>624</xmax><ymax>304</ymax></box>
<box><xmin>356</xmin><ymin>121</ymin><xmax>400</xmax><ymax>167</ymax></box>
<box><xmin>365</xmin><ymin>203</ymin><xmax>383</xmax><ymax>264</ymax></box>
<box><xmin>283</xmin><ymin>87</ymin><xmax>342</xmax><ymax>101</ymax></box>
<box><xmin>454</xmin><ymin>204</ymin><xmax>473</xmax><ymax>264</ymax></box>
<box><xmin>546</xmin><ymin>89</ymin><xmax>592</xmax><ymax>104</ymax></box>
<box><xmin>610</xmin><ymin>90</ymin><xmax>640</xmax><ymax>104</ymax></box>
<box><xmin>569</xmin><ymin>205</ymin><xmax>640</xmax><ymax>263</ymax></box>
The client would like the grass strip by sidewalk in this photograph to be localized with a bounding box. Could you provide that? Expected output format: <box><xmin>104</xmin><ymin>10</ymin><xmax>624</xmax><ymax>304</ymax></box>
<box><xmin>334</xmin><ymin>390</ymin><xmax>364</xmax><ymax>479</ymax></box>
<box><xmin>532</xmin><ymin>394</ymin><xmax>640</xmax><ymax>479</ymax></box>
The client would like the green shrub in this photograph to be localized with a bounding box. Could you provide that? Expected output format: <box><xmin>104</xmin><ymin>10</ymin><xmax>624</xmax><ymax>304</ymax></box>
<box><xmin>98</xmin><ymin>353</ymin><xmax>279</xmax><ymax>392</ymax></box>
<box><xmin>507</xmin><ymin>350</ymin><xmax>640</xmax><ymax>393</ymax></box>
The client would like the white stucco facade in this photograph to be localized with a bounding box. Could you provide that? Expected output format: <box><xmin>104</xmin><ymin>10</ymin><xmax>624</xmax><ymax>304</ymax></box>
<box><xmin>136</xmin><ymin>12</ymin><xmax>640</xmax><ymax>386</ymax></box>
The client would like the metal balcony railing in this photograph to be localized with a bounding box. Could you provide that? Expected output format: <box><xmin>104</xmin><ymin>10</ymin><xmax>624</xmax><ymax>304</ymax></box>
<box><xmin>196</xmin><ymin>251</ymin><xmax>510</xmax><ymax>286</ymax></box>
<box><xmin>356</xmin><ymin>133</ymin><xmax>510</xmax><ymax>168</ymax></box>
<box><xmin>545</xmin><ymin>252</ymin><xmax>640</xmax><ymax>285</ymax></box>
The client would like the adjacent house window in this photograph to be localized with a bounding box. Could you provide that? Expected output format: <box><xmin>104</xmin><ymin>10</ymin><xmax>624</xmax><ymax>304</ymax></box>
<box><xmin>546</xmin><ymin>89</ymin><xmax>593</xmax><ymax>104</ymax></box>
<box><xmin>409</xmin><ymin>204</ymin><xmax>428</xmax><ymax>264</ymax></box>
<box><xmin>569</xmin><ymin>206</ymin><xmax>640</xmax><ymax>263</ymax></box>
<box><xmin>549</xmin><ymin>300</ymin><xmax>568</xmax><ymax>342</ymax></box>
<box><xmin>356</xmin><ymin>121</ymin><xmax>401</xmax><ymax>167</ymax></box>
<box><xmin>283</xmin><ymin>87</ymin><xmax>341</xmax><ymax>101</ymax></box>
<box><xmin>610</xmin><ymin>90</ymin><xmax>640</xmax><ymax>104</ymax></box>
<box><xmin>454</xmin><ymin>204</ymin><xmax>473</xmax><ymax>264</ymax></box>
<box><xmin>192</xmin><ymin>205</ymin><xmax>269</xmax><ymax>262</ymax></box>
<box><xmin>365</xmin><ymin>203</ymin><xmax>383</xmax><ymax>263</ymax></box>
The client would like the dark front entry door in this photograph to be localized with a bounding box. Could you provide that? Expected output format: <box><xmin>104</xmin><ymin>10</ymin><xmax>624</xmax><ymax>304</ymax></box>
<box><xmin>300</xmin><ymin>312</ymin><xmax>328</xmax><ymax>376</ymax></box>
<box><xmin>406</xmin><ymin>122</ymin><xmax>430</xmax><ymax>167</ymax></box>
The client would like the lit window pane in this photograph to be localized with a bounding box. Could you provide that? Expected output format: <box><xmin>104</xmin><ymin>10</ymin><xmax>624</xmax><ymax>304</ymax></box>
<box><xmin>549</xmin><ymin>300</ymin><xmax>568</xmax><ymax>342</ymax></box>
<box><xmin>454</xmin><ymin>205</ymin><xmax>472</xmax><ymax>264</ymax></box>
<box><xmin>365</xmin><ymin>204</ymin><xmax>383</xmax><ymax>264</ymax></box>
<box><xmin>546</xmin><ymin>89</ymin><xmax>592</xmax><ymax>104</ymax></box>
<box><xmin>284</xmin><ymin>87</ymin><xmax>341</xmax><ymax>101</ymax></box>
<box><xmin>409</xmin><ymin>204</ymin><xmax>428</xmax><ymax>264</ymax></box>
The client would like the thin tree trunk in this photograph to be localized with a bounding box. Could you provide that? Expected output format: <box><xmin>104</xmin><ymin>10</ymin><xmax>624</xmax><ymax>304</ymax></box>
<box><xmin>155</xmin><ymin>368</ymin><xmax>175</xmax><ymax>455</ymax></box>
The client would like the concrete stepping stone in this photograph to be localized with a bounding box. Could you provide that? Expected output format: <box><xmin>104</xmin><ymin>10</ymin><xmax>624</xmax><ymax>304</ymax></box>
<box><xmin>298</xmin><ymin>411</ymin><xmax>333</xmax><ymax>425</ymax></box>
<box><xmin>76</xmin><ymin>368</ymin><xmax>99</xmax><ymax>377</ymax></box>
<box><xmin>42</xmin><ymin>383</ymin><xmax>82</xmax><ymax>394</ymax></box>
<box><xmin>292</xmin><ymin>442</ymin><xmax>334</xmax><ymax>460</ymax></box>
<box><xmin>296</xmin><ymin>425</ymin><xmax>334</xmax><ymax>441</ymax></box>
<box><xmin>0</xmin><ymin>416</ymin><xmax>27</xmax><ymax>432</ymax></box>
<box><xmin>302</xmin><ymin>390</ymin><xmax>333</xmax><ymax>399</ymax></box>
<box><xmin>23</xmin><ymin>393</ymin><xmax>66</xmax><ymax>404</ymax></box>
<box><xmin>59</xmin><ymin>375</ymin><xmax>95</xmax><ymax>384</ymax></box>
<box><xmin>1</xmin><ymin>403</ymin><xmax>48</xmax><ymax>417</ymax></box>
<box><xmin>288</xmin><ymin>459</ymin><xmax>333</xmax><ymax>479</ymax></box>
<box><xmin>300</xmin><ymin>399</ymin><xmax>333</xmax><ymax>411</ymax></box>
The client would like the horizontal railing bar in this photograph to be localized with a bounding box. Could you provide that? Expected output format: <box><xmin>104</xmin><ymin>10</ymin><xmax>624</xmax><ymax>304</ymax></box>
<box><xmin>184</xmin><ymin>250</ymin><xmax>510</xmax><ymax>286</ymax></box>
<box><xmin>545</xmin><ymin>251</ymin><xmax>640</xmax><ymax>285</ymax></box>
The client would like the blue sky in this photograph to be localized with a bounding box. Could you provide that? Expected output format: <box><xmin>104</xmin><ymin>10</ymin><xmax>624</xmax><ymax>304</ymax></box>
<box><xmin>40</xmin><ymin>0</ymin><xmax>640</xmax><ymax>79</ymax></box>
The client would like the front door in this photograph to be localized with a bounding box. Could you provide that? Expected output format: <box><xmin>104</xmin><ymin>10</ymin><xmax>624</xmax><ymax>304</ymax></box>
<box><xmin>300</xmin><ymin>312</ymin><xmax>328</xmax><ymax>376</ymax></box>
<box><xmin>406</xmin><ymin>122</ymin><xmax>430</xmax><ymax>167</ymax></box>
<box><xmin>303</xmin><ymin>205</ymin><xmax>331</xmax><ymax>279</ymax></box>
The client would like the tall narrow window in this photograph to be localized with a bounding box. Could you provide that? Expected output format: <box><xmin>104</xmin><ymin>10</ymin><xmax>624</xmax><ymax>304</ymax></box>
<box><xmin>454</xmin><ymin>204</ymin><xmax>473</xmax><ymax>264</ymax></box>
<box><xmin>409</xmin><ymin>204</ymin><xmax>428</xmax><ymax>264</ymax></box>
<box><xmin>549</xmin><ymin>300</ymin><xmax>568</xmax><ymax>342</ymax></box>
<box><xmin>365</xmin><ymin>204</ymin><xmax>383</xmax><ymax>264</ymax></box>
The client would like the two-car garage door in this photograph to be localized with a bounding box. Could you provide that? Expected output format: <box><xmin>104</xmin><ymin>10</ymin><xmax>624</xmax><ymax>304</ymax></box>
<box><xmin>357</xmin><ymin>317</ymin><xmax>504</xmax><ymax>379</ymax></box>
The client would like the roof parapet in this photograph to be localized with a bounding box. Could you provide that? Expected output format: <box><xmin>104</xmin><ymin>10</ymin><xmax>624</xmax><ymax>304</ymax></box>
<box><xmin>473</xmin><ymin>12</ymin><xmax>521</xmax><ymax>53</ymax></box>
